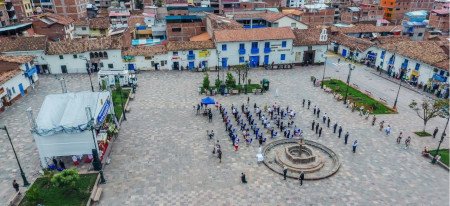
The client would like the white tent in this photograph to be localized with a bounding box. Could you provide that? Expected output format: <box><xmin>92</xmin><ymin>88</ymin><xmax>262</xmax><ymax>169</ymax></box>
<box><xmin>32</xmin><ymin>91</ymin><xmax>112</xmax><ymax>168</ymax></box>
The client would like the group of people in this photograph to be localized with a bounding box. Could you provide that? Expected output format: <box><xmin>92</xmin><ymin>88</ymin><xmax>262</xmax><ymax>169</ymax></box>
<box><xmin>196</xmin><ymin>103</ymin><xmax>213</xmax><ymax>122</ymax></box>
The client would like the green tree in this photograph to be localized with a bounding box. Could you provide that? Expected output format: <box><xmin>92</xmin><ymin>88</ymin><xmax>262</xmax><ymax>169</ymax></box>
<box><xmin>156</xmin><ymin>0</ymin><xmax>163</xmax><ymax>7</ymax></box>
<box><xmin>202</xmin><ymin>73</ymin><xmax>210</xmax><ymax>90</ymax></box>
<box><xmin>215</xmin><ymin>78</ymin><xmax>222</xmax><ymax>89</ymax></box>
<box><xmin>51</xmin><ymin>169</ymin><xmax>80</xmax><ymax>191</ymax></box>
<box><xmin>409</xmin><ymin>98</ymin><xmax>449</xmax><ymax>132</ymax></box>
<box><xmin>225</xmin><ymin>72</ymin><xmax>236</xmax><ymax>89</ymax></box>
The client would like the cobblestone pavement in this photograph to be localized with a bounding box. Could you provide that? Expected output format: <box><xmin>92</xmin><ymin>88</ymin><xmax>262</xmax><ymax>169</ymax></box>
<box><xmin>0</xmin><ymin>74</ymin><xmax>99</xmax><ymax>203</ymax></box>
<box><xmin>0</xmin><ymin>60</ymin><xmax>448</xmax><ymax>205</ymax></box>
<box><xmin>100</xmin><ymin>62</ymin><xmax>448</xmax><ymax>205</ymax></box>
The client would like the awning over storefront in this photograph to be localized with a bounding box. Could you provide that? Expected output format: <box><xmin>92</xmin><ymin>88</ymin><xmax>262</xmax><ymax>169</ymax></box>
<box><xmin>433</xmin><ymin>73</ymin><xmax>446</xmax><ymax>82</ymax></box>
<box><xmin>25</xmin><ymin>67</ymin><xmax>37</xmax><ymax>77</ymax></box>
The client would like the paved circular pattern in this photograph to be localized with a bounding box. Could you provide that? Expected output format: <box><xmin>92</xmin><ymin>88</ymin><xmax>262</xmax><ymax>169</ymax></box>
<box><xmin>263</xmin><ymin>139</ymin><xmax>341</xmax><ymax>180</ymax></box>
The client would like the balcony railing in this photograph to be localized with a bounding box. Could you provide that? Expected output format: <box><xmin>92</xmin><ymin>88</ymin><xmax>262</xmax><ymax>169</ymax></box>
<box><xmin>251</xmin><ymin>47</ymin><xmax>259</xmax><ymax>54</ymax></box>
<box><xmin>238</xmin><ymin>48</ymin><xmax>246</xmax><ymax>55</ymax></box>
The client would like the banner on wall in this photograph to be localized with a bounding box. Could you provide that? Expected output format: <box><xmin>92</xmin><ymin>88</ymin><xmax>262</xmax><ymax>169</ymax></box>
<box><xmin>199</xmin><ymin>50</ymin><xmax>210</xmax><ymax>58</ymax></box>
<box><xmin>123</xmin><ymin>56</ymin><xmax>135</xmax><ymax>62</ymax></box>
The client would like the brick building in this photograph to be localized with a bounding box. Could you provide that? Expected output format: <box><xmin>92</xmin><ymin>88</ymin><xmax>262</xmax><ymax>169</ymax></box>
<box><xmin>429</xmin><ymin>8</ymin><xmax>449</xmax><ymax>33</ymax></box>
<box><xmin>0</xmin><ymin>1</ymin><xmax>10</xmax><ymax>27</ymax></box>
<box><xmin>341</xmin><ymin>3</ymin><xmax>384</xmax><ymax>24</ymax></box>
<box><xmin>381</xmin><ymin>0</ymin><xmax>434</xmax><ymax>24</ymax></box>
<box><xmin>53</xmin><ymin>0</ymin><xmax>88</xmax><ymax>20</ymax></box>
<box><xmin>300</xmin><ymin>8</ymin><xmax>335</xmax><ymax>26</ymax></box>
<box><xmin>165</xmin><ymin>15</ymin><xmax>205</xmax><ymax>41</ymax></box>
<box><xmin>32</xmin><ymin>13</ymin><xmax>75</xmax><ymax>41</ymax></box>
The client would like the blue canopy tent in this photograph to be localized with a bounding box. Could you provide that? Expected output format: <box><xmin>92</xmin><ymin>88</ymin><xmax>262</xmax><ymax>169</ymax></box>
<box><xmin>201</xmin><ymin>97</ymin><xmax>215</xmax><ymax>105</ymax></box>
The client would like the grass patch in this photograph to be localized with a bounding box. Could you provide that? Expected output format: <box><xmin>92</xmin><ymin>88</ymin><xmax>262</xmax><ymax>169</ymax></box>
<box><xmin>112</xmin><ymin>88</ymin><xmax>130</xmax><ymax>120</ymax></box>
<box><xmin>20</xmin><ymin>173</ymin><xmax>97</xmax><ymax>206</ymax></box>
<box><xmin>322</xmin><ymin>79</ymin><xmax>395</xmax><ymax>114</ymax></box>
<box><xmin>414</xmin><ymin>131</ymin><xmax>432</xmax><ymax>137</ymax></box>
<box><xmin>430</xmin><ymin>149</ymin><xmax>449</xmax><ymax>166</ymax></box>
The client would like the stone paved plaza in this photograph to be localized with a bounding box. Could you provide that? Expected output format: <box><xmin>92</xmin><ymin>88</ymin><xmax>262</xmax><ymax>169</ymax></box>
<box><xmin>0</xmin><ymin>55</ymin><xmax>448</xmax><ymax>205</ymax></box>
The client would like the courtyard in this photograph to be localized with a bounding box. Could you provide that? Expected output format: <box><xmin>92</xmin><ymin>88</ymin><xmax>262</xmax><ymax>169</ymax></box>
<box><xmin>0</xmin><ymin>55</ymin><xmax>448</xmax><ymax>205</ymax></box>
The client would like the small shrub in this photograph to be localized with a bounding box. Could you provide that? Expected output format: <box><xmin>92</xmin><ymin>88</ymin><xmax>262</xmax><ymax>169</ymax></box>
<box><xmin>51</xmin><ymin>169</ymin><xmax>80</xmax><ymax>192</ymax></box>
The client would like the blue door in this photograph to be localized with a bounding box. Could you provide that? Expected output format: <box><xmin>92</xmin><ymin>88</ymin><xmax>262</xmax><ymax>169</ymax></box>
<box><xmin>250</xmin><ymin>56</ymin><xmax>259</xmax><ymax>68</ymax></box>
<box><xmin>18</xmin><ymin>84</ymin><xmax>25</xmax><ymax>96</ymax></box>
<box><xmin>188</xmin><ymin>61</ymin><xmax>195</xmax><ymax>70</ymax></box>
<box><xmin>221</xmin><ymin>58</ymin><xmax>228</xmax><ymax>68</ymax></box>
<box><xmin>342</xmin><ymin>49</ymin><xmax>347</xmax><ymax>57</ymax></box>
<box><xmin>264</xmin><ymin>55</ymin><xmax>269</xmax><ymax>65</ymax></box>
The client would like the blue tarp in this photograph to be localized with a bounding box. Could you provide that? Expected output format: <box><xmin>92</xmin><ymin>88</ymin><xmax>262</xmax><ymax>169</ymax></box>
<box><xmin>201</xmin><ymin>97</ymin><xmax>215</xmax><ymax>105</ymax></box>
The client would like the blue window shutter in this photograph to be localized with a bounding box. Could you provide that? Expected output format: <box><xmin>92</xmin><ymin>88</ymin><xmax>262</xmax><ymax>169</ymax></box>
<box><xmin>282</xmin><ymin>41</ymin><xmax>286</xmax><ymax>48</ymax></box>
<box><xmin>239</xmin><ymin>43</ymin><xmax>244</xmax><ymax>49</ymax></box>
<box><xmin>222</xmin><ymin>44</ymin><xmax>227</xmax><ymax>51</ymax></box>
<box><xmin>281</xmin><ymin>54</ymin><xmax>286</xmax><ymax>60</ymax></box>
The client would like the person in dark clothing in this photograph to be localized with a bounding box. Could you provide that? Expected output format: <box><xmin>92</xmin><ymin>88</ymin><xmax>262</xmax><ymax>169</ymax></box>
<box><xmin>319</xmin><ymin>127</ymin><xmax>322</xmax><ymax>137</ymax></box>
<box><xmin>13</xmin><ymin>180</ymin><xmax>20</xmax><ymax>194</ymax></box>
<box><xmin>247</xmin><ymin>97</ymin><xmax>250</xmax><ymax>104</ymax></box>
<box><xmin>327</xmin><ymin>117</ymin><xmax>330</xmax><ymax>128</ymax></box>
<box><xmin>313</xmin><ymin>107</ymin><xmax>316</xmax><ymax>114</ymax></box>
<box><xmin>311</xmin><ymin>120</ymin><xmax>315</xmax><ymax>130</ymax></box>
<box><xmin>307</xmin><ymin>100</ymin><xmax>311</xmax><ymax>109</ymax></box>
<box><xmin>299</xmin><ymin>172</ymin><xmax>304</xmax><ymax>186</ymax></box>
<box><xmin>59</xmin><ymin>159</ymin><xmax>66</xmax><ymax>170</ymax></box>
<box><xmin>317</xmin><ymin>109</ymin><xmax>320</xmax><ymax>118</ymax></box>
<box><xmin>344</xmin><ymin>132</ymin><xmax>349</xmax><ymax>144</ymax></box>
<box><xmin>52</xmin><ymin>158</ymin><xmax>58</xmax><ymax>167</ymax></box>
<box><xmin>333</xmin><ymin>123</ymin><xmax>338</xmax><ymax>133</ymax></box>
<box><xmin>241</xmin><ymin>173</ymin><xmax>247</xmax><ymax>183</ymax></box>
<box><xmin>433</xmin><ymin>127</ymin><xmax>439</xmax><ymax>138</ymax></box>
<box><xmin>283</xmin><ymin>167</ymin><xmax>288</xmax><ymax>180</ymax></box>
<box><xmin>208</xmin><ymin>112</ymin><xmax>213</xmax><ymax>122</ymax></box>
<box><xmin>302</xmin><ymin>99</ymin><xmax>305</xmax><ymax>107</ymax></box>
<box><xmin>315</xmin><ymin>123</ymin><xmax>319</xmax><ymax>134</ymax></box>
<box><xmin>259</xmin><ymin>137</ymin><xmax>263</xmax><ymax>146</ymax></box>
<box><xmin>218</xmin><ymin>149</ymin><xmax>222</xmax><ymax>163</ymax></box>
<box><xmin>338</xmin><ymin>126</ymin><xmax>343</xmax><ymax>138</ymax></box>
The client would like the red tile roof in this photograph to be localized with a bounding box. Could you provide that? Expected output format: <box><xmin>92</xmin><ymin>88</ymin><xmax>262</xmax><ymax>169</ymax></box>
<box><xmin>0</xmin><ymin>55</ymin><xmax>34</xmax><ymax>64</ymax></box>
<box><xmin>166</xmin><ymin>41</ymin><xmax>215</xmax><ymax>51</ymax></box>
<box><xmin>331</xmin><ymin>24</ymin><xmax>401</xmax><ymax>34</ymax></box>
<box><xmin>0</xmin><ymin>36</ymin><xmax>47</xmax><ymax>52</ymax></box>
<box><xmin>214</xmin><ymin>27</ymin><xmax>295</xmax><ymax>42</ymax></box>
<box><xmin>0</xmin><ymin>69</ymin><xmax>22</xmax><ymax>85</ymax></box>
<box><xmin>206</xmin><ymin>13</ymin><xmax>243</xmax><ymax>30</ymax></box>
<box><xmin>122</xmin><ymin>45</ymin><xmax>167</xmax><ymax>56</ymax></box>
<box><xmin>233</xmin><ymin>11</ymin><xmax>287</xmax><ymax>22</ymax></box>
<box><xmin>35</xmin><ymin>13</ymin><xmax>74</xmax><ymax>26</ymax></box>
<box><xmin>330</xmin><ymin>33</ymin><xmax>374</xmax><ymax>51</ymax></box>
<box><xmin>89</xmin><ymin>17</ymin><xmax>110</xmax><ymax>30</ymax></box>
<box><xmin>46</xmin><ymin>36</ymin><xmax>123</xmax><ymax>55</ymax></box>
<box><xmin>293</xmin><ymin>28</ymin><xmax>329</xmax><ymax>46</ymax></box>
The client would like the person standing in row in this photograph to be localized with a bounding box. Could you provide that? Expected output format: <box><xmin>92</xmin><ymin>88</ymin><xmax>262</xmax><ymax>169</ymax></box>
<box><xmin>318</xmin><ymin>127</ymin><xmax>322</xmax><ymax>137</ymax></box>
<box><xmin>352</xmin><ymin>140</ymin><xmax>358</xmax><ymax>153</ymax></box>
<box><xmin>218</xmin><ymin>149</ymin><xmax>222</xmax><ymax>163</ymax></box>
<box><xmin>317</xmin><ymin>109</ymin><xmax>321</xmax><ymax>118</ymax></box>
<box><xmin>333</xmin><ymin>123</ymin><xmax>338</xmax><ymax>133</ymax></box>
<box><xmin>12</xmin><ymin>180</ymin><xmax>20</xmax><ymax>194</ymax></box>
<box><xmin>379</xmin><ymin>121</ymin><xmax>384</xmax><ymax>131</ymax></box>
<box><xmin>283</xmin><ymin>167</ymin><xmax>288</xmax><ymax>180</ymax></box>
<box><xmin>322</xmin><ymin>113</ymin><xmax>327</xmax><ymax>124</ymax></box>
<box><xmin>405</xmin><ymin>136</ymin><xmax>411</xmax><ymax>149</ymax></box>
<box><xmin>241</xmin><ymin>173</ymin><xmax>247</xmax><ymax>184</ymax></box>
<box><xmin>327</xmin><ymin>117</ymin><xmax>330</xmax><ymax>128</ymax></box>
<box><xmin>311</xmin><ymin>120</ymin><xmax>315</xmax><ymax>130</ymax></box>
<box><xmin>397</xmin><ymin>132</ymin><xmax>403</xmax><ymax>144</ymax></box>
<box><xmin>307</xmin><ymin>100</ymin><xmax>311</xmax><ymax>109</ymax></box>
<box><xmin>372</xmin><ymin>115</ymin><xmax>376</xmax><ymax>126</ymax></box>
<box><xmin>315</xmin><ymin>123</ymin><xmax>320</xmax><ymax>134</ymax></box>
<box><xmin>433</xmin><ymin>127</ymin><xmax>439</xmax><ymax>138</ymax></box>
<box><xmin>299</xmin><ymin>171</ymin><xmax>304</xmax><ymax>186</ymax></box>
<box><xmin>338</xmin><ymin>126</ymin><xmax>343</xmax><ymax>138</ymax></box>
<box><xmin>344</xmin><ymin>132</ymin><xmax>349</xmax><ymax>145</ymax></box>
<box><xmin>313</xmin><ymin>106</ymin><xmax>317</xmax><ymax>115</ymax></box>
<box><xmin>302</xmin><ymin>99</ymin><xmax>305</xmax><ymax>108</ymax></box>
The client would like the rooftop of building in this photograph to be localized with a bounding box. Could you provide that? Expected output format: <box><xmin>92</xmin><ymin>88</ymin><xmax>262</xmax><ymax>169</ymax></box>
<box><xmin>0</xmin><ymin>55</ymin><xmax>34</xmax><ymax>64</ymax></box>
<box><xmin>74</xmin><ymin>19</ymin><xmax>89</xmax><ymax>26</ymax></box>
<box><xmin>122</xmin><ymin>45</ymin><xmax>167</xmax><ymax>57</ymax></box>
<box><xmin>128</xmin><ymin>15</ymin><xmax>146</xmax><ymax>28</ymax></box>
<box><xmin>330</xmin><ymin>33</ymin><xmax>374</xmax><ymax>52</ymax></box>
<box><xmin>0</xmin><ymin>36</ymin><xmax>48</xmax><ymax>52</ymax></box>
<box><xmin>0</xmin><ymin>68</ymin><xmax>22</xmax><ymax>85</ymax></box>
<box><xmin>35</xmin><ymin>13</ymin><xmax>74</xmax><ymax>26</ymax></box>
<box><xmin>331</xmin><ymin>24</ymin><xmax>401</xmax><ymax>34</ymax></box>
<box><xmin>46</xmin><ymin>36</ymin><xmax>123</xmax><ymax>55</ymax></box>
<box><xmin>206</xmin><ymin>13</ymin><xmax>243</xmax><ymax>30</ymax></box>
<box><xmin>292</xmin><ymin>28</ymin><xmax>329</xmax><ymax>46</ymax></box>
<box><xmin>370</xmin><ymin>35</ymin><xmax>412</xmax><ymax>45</ymax></box>
<box><xmin>214</xmin><ymin>27</ymin><xmax>295</xmax><ymax>42</ymax></box>
<box><xmin>233</xmin><ymin>11</ymin><xmax>288</xmax><ymax>22</ymax></box>
<box><xmin>165</xmin><ymin>40</ymin><xmax>215</xmax><ymax>51</ymax></box>
<box><xmin>379</xmin><ymin>41</ymin><xmax>449</xmax><ymax>71</ymax></box>
<box><xmin>89</xmin><ymin>17</ymin><xmax>110</xmax><ymax>29</ymax></box>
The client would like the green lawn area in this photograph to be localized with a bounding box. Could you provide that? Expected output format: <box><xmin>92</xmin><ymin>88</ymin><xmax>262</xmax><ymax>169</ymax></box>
<box><xmin>414</xmin><ymin>131</ymin><xmax>432</xmax><ymax>137</ymax></box>
<box><xmin>112</xmin><ymin>88</ymin><xmax>130</xmax><ymax>120</ymax></box>
<box><xmin>430</xmin><ymin>149</ymin><xmax>449</xmax><ymax>166</ymax></box>
<box><xmin>322</xmin><ymin>79</ymin><xmax>395</xmax><ymax>114</ymax></box>
<box><xmin>20</xmin><ymin>173</ymin><xmax>97</xmax><ymax>206</ymax></box>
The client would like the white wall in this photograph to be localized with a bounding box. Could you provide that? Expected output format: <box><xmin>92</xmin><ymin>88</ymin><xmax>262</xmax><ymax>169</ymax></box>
<box><xmin>217</xmin><ymin>39</ymin><xmax>294</xmax><ymax>67</ymax></box>
<box><xmin>44</xmin><ymin>50</ymin><xmax>125</xmax><ymax>74</ymax></box>
<box><xmin>129</xmin><ymin>54</ymin><xmax>169</xmax><ymax>70</ymax></box>
<box><xmin>292</xmin><ymin>45</ymin><xmax>327</xmax><ymax>63</ymax></box>
<box><xmin>0</xmin><ymin>71</ymin><xmax>31</xmax><ymax>102</ymax></box>
<box><xmin>167</xmin><ymin>49</ymin><xmax>218</xmax><ymax>70</ymax></box>
<box><xmin>275</xmin><ymin>17</ymin><xmax>308</xmax><ymax>29</ymax></box>
<box><xmin>74</xmin><ymin>25</ymin><xmax>90</xmax><ymax>37</ymax></box>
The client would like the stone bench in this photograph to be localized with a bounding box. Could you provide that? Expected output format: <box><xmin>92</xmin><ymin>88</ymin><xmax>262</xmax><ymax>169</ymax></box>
<box><xmin>125</xmin><ymin>105</ymin><xmax>131</xmax><ymax>113</ymax></box>
<box><xmin>129</xmin><ymin>93</ymin><xmax>135</xmax><ymax>100</ymax></box>
<box><xmin>231</xmin><ymin>90</ymin><xmax>239</xmax><ymax>95</ymax></box>
<box><xmin>92</xmin><ymin>187</ymin><xmax>103</xmax><ymax>202</ymax></box>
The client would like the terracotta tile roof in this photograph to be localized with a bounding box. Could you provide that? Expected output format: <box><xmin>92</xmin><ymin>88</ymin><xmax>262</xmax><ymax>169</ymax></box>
<box><xmin>0</xmin><ymin>36</ymin><xmax>47</xmax><ymax>52</ymax></box>
<box><xmin>89</xmin><ymin>17</ymin><xmax>110</xmax><ymax>30</ymax></box>
<box><xmin>122</xmin><ymin>45</ymin><xmax>167</xmax><ymax>57</ymax></box>
<box><xmin>206</xmin><ymin>13</ymin><xmax>243</xmax><ymax>30</ymax></box>
<box><xmin>330</xmin><ymin>33</ymin><xmax>374</xmax><ymax>51</ymax></box>
<box><xmin>214</xmin><ymin>27</ymin><xmax>295</xmax><ymax>42</ymax></box>
<box><xmin>233</xmin><ymin>11</ymin><xmax>287</xmax><ymax>22</ymax></box>
<box><xmin>379</xmin><ymin>41</ymin><xmax>449</xmax><ymax>71</ymax></box>
<box><xmin>166</xmin><ymin>41</ymin><xmax>215</xmax><ymax>51</ymax></box>
<box><xmin>0</xmin><ymin>55</ymin><xmax>34</xmax><ymax>64</ymax></box>
<box><xmin>128</xmin><ymin>16</ymin><xmax>146</xmax><ymax>28</ymax></box>
<box><xmin>74</xmin><ymin>19</ymin><xmax>89</xmax><ymax>26</ymax></box>
<box><xmin>293</xmin><ymin>28</ymin><xmax>329</xmax><ymax>46</ymax></box>
<box><xmin>331</xmin><ymin>25</ymin><xmax>401</xmax><ymax>34</ymax></box>
<box><xmin>189</xmin><ymin>32</ymin><xmax>211</xmax><ymax>41</ymax></box>
<box><xmin>0</xmin><ymin>69</ymin><xmax>22</xmax><ymax>85</ymax></box>
<box><xmin>46</xmin><ymin>36</ymin><xmax>123</xmax><ymax>55</ymax></box>
<box><xmin>370</xmin><ymin>36</ymin><xmax>411</xmax><ymax>45</ymax></box>
<box><xmin>36</xmin><ymin>13</ymin><xmax>74</xmax><ymax>25</ymax></box>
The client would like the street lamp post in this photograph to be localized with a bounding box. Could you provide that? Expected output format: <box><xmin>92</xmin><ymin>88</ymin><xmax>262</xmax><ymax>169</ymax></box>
<box><xmin>85</xmin><ymin>108</ymin><xmax>106</xmax><ymax>183</ymax></box>
<box><xmin>1</xmin><ymin>126</ymin><xmax>30</xmax><ymax>187</ymax></box>
<box><xmin>393</xmin><ymin>69</ymin><xmax>408</xmax><ymax>110</ymax></box>
<box><xmin>343</xmin><ymin>64</ymin><xmax>355</xmax><ymax>104</ymax></box>
<box><xmin>432</xmin><ymin>116</ymin><xmax>449</xmax><ymax>164</ymax></box>
<box><xmin>321</xmin><ymin>56</ymin><xmax>327</xmax><ymax>89</ymax></box>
